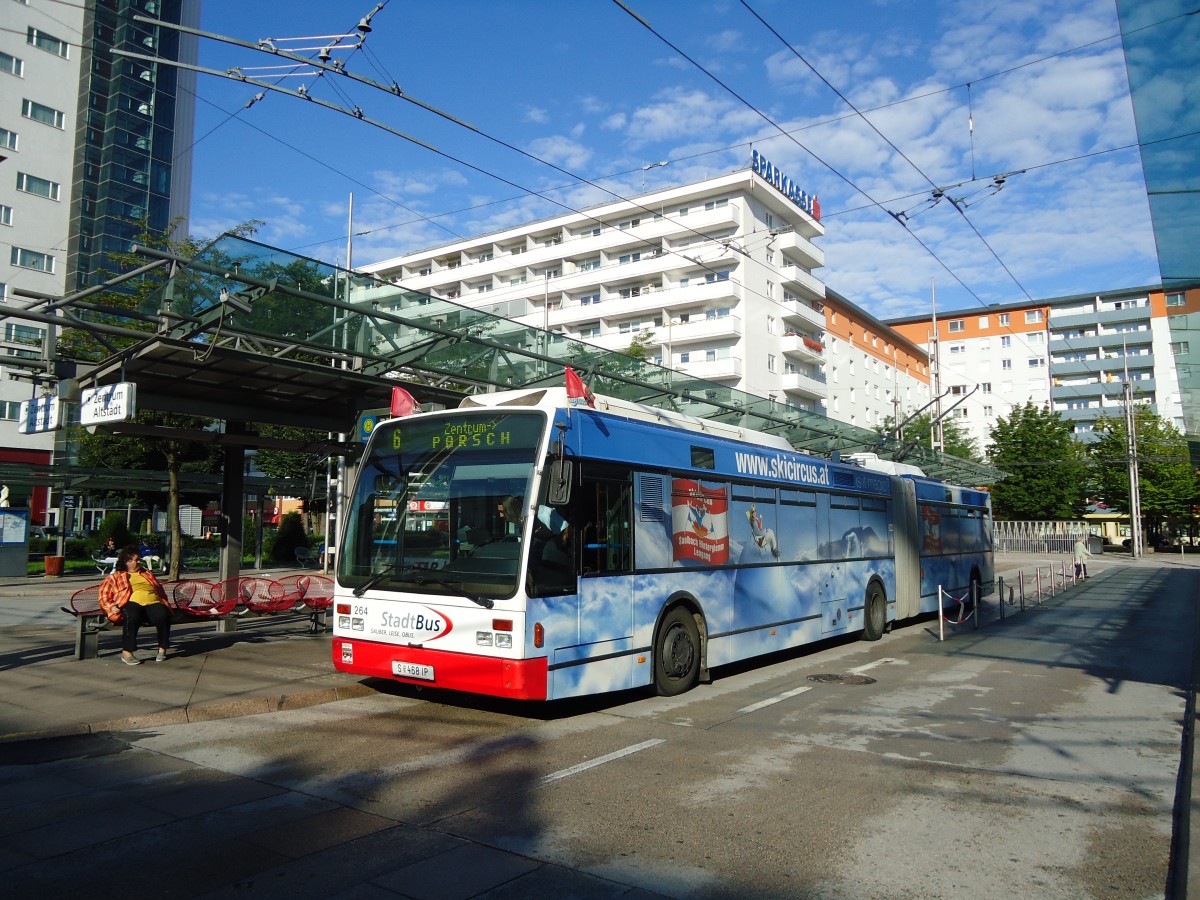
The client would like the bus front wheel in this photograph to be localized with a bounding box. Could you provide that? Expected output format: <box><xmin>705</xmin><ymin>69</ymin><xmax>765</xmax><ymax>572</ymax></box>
<box><xmin>862</xmin><ymin>583</ymin><xmax>886</xmax><ymax>641</ymax></box>
<box><xmin>655</xmin><ymin>606</ymin><xmax>701</xmax><ymax>696</ymax></box>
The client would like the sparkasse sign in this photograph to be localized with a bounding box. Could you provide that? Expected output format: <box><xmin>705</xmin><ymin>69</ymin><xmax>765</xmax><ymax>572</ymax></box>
<box><xmin>80</xmin><ymin>382</ymin><xmax>137</xmax><ymax>426</ymax></box>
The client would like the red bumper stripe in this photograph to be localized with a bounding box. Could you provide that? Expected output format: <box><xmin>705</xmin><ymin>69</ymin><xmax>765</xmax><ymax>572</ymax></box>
<box><xmin>333</xmin><ymin>638</ymin><xmax>548</xmax><ymax>701</ymax></box>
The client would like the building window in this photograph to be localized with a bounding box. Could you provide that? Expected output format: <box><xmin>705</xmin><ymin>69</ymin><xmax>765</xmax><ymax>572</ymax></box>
<box><xmin>950</xmin><ymin>385</ymin><xmax>967</xmax><ymax>395</ymax></box>
<box><xmin>0</xmin><ymin>128</ymin><xmax>16</xmax><ymax>151</ymax></box>
<box><xmin>16</xmin><ymin>172</ymin><xmax>60</xmax><ymax>200</ymax></box>
<box><xmin>618</xmin><ymin>252</ymin><xmax>641</xmax><ymax>265</ymax></box>
<box><xmin>705</xmin><ymin>271</ymin><xmax>730</xmax><ymax>283</ymax></box>
<box><xmin>978</xmin><ymin>316</ymin><xmax>989</xmax><ymax>328</ymax></box>
<box><xmin>580</xmin><ymin>292</ymin><xmax>600</xmax><ymax>306</ymax></box>
<box><xmin>766</xmin><ymin>315</ymin><xmax>776</xmax><ymax>335</ymax></box>
<box><xmin>1025</xmin><ymin>310</ymin><xmax>1043</xmax><ymax>324</ymax></box>
<box><xmin>475</xmin><ymin>251</ymin><xmax>493</xmax><ymax>262</ymax></box>
<box><xmin>1002</xmin><ymin>359</ymin><xmax>1012</xmax><ymax>370</ymax></box>
<box><xmin>10</xmin><ymin>246</ymin><xmax>54</xmax><ymax>273</ymax></box>
<box><xmin>704</xmin><ymin>198</ymin><xmax>728</xmax><ymax>211</ymax></box>
<box><xmin>21</xmin><ymin>99</ymin><xmax>65</xmax><ymax>129</ymax></box>
<box><xmin>1028</xmin><ymin>357</ymin><xmax>1045</xmax><ymax>367</ymax></box>
<box><xmin>765</xmin><ymin>280</ymin><xmax>774</xmax><ymax>299</ymax></box>
<box><xmin>984</xmin><ymin>405</ymin><xmax>993</xmax><ymax>416</ymax></box>
<box><xmin>981</xmin><ymin>382</ymin><xmax>991</xmax><ymax>393</ymax></box>
<box><xmin>618</xmin><ymin>218</ymin><xmax>640</xmax><ymax>231</ymax></box>
<box><xmin>766</xmin><ymin>251</ymin><xmax>774</xmax><ymax>265</ymax></box>
<box><xmin>0</xmin><ymin>205</ymin><xmax>11</xmax><ymax>226</ymax></box>
<box><xmin>677</xmin><ymin>206</ymin><xmax>688</xmax><ymax>217</ymax></box>
<box><xmin>1001</xmin><ymin>335</ymin><xmax>1012</xmax><ymax>348</ymax></box>
<box><xmin>27</xmin><ymin>27</ymin><xmax>70</xmax><ymax>58</ymax></box>
<box><xmin>0</xmin><ymin>51</ymin><xmax>23</xmax><ymax>77</ymax></box>
<box><xmin>1166</xmin><ymin>292</ymin><xmax>1186</xmax><ymax>307</ymax></box>
<box><xmin>579</xmin><ymin>257</ymin><xmax>599</xmax><ymax>271</ymax></box>
<box><xmin>580</xmin><ymin>325</ymin><xmax>600</xmax><ymax>338</ymax></box>
<box><xmin>474</xmin><ymin>283</ymin><xmax>492</xmax><ymax>294</ymax></box>
<box><xmin>999</xmin><ymin>313</ymin><xmax>1010</xmax><ymax>326</ymax></box>
<box><xmin>1028</xmin><ymin>332</ymin><xmax>1043</xmax><ymax>344</ymax></box>
<box><xmin>1172</xmin><ymin>341</ymin><xmax>1189</xmax><ymax>355</ymax></box>
<box><xmin>948</xmin><ymin>319</ymin><xmax>965</xmax><ymax>333</ymax></box>
<box><xmin>705</xmin><ymin>307</ymin><xmax>731</xmax><ymax>319</ymax></box>
<box><xmin>767</xmin><ymin>353</ymin><xmax>777</xmax><ymax>373</ymax></box>
<box><xmin>507</xmin><ymin>275</ymin><xmax>526</xmax><ymax>286</ymax></box>
<box><xmin>949</xmin><ymin>343</ymin><xmax>965</xmax><ymax>354</ymax></box>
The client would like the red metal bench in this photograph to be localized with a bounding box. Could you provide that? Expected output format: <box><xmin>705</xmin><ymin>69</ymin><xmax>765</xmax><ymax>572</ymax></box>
<box><xmin>277</xmin><ymin>573</ymin><xmax>334</xmax><ymax>633</ymax></box>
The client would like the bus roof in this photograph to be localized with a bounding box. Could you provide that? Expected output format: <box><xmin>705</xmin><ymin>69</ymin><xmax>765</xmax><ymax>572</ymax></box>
<box><xmin>458</xmin><ymin>387</ymin><xmax>797</xmax><ymax>452</ymax></box>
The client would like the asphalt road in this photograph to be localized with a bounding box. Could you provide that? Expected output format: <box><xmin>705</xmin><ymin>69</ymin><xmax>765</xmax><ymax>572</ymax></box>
<box><xmin>1</xmin><ymin>558</ymin><xmax>1190</xmax><ymax>899</ymax></box>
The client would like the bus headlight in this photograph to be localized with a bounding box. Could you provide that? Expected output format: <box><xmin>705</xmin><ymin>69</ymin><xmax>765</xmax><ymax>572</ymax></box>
<box><xmin>476</xmin><ymin>631</ymin><xmax>494</xmax><ymax>647</ymax></box>
<box><xmin>496</xmin><ymin>633</ymin><xmax>512</xmax><ymax>649</ymax></box>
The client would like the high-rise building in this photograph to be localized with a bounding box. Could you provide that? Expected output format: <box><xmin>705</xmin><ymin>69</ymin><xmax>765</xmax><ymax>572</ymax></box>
<box><xmin>363</xmin><ymin>167</ymin><xmax>931</xmax><ymax>436</ymax></box>
<box><xmin>0</xmin><ymin>0</ymin><xmax>199</xmax><ymax>517</ymax></box>
<box><xmin>887</xmin><ymin>285</ymin><xmax>1199</xmax><ymax>450</ymax></box>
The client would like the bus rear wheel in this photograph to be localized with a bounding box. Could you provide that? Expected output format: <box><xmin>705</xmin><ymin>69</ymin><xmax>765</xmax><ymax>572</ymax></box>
<box><xmin>654</xmin><ymin>606</ymin><xmax>701</xmax><ymax>696</ymax></box>
<box><xmin>862</xmin><ymin>583</ymin><xmax>886</xmax><ymax>641</ymax></box>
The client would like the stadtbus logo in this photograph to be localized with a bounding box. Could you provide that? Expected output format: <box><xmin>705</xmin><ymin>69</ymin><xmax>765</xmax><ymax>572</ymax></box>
<box><xmin>381</xmin><ymin>607</ymin><xmax>453</xmax><ymax>641</ymax></box>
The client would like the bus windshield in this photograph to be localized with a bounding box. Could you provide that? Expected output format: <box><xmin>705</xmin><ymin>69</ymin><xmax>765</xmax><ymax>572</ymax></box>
<box><xmin>339</xmin><ymin>411</ymin><xmax>545</xmax><ymax>600</ymax></box>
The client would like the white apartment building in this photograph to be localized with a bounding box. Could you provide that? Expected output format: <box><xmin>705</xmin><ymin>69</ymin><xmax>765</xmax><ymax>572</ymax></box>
<box><xmin>888</xmin><ymin>285</ymin><xmax>1196</xmax><ymax>450</ymax></box>
<box><xmin>364</xmin><ymin>167</ymin><xmax>930</xmax><ymax>436</ymax></box>
<box><xmin>1</xmin><ymin>1</ymin><xmax>199</xmax><ymax>521</ymax></box>
<box><xmin>0</xmin><ymin>4</ymin><xmax>85</xmax><ymax>461</ymax></box>
<box><xmin>823</xmin><ymin>289</ymin><xmax>932</xmax><ymax>434</ymax></box>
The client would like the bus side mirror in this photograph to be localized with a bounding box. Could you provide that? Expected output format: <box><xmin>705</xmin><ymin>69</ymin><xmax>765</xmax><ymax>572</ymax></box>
<box><xmin>547</xmin><ymin>459</ymin><xmax>573</xmax><ymax>506</ymax></box>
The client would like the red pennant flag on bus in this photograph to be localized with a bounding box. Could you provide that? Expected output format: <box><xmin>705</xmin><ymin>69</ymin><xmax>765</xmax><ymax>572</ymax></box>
<box><xmin>390</xmin><ymin>386</ymin><xmax>420</xmax><ymax>417</ymax></box>
<box><xmin>564</xmin><ymin>367</ymin><xmax>595</xmax><ymax>408</ymax></box>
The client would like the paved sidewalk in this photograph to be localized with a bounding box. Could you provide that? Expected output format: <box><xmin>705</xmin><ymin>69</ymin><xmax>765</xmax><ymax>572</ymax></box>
<box><xmin>0</xmin><ymin>551</ymin><xmax>1196</xmax><ymax>897</ymax></box>
<box><xmin>0</xmin><ymin>568</ymin><xmax>369</xmax><ymax>742</ymax></box>
<box><xmin>0</xmin><ymin>551</ymin><xmax>1179</xmax><ymax>742</ymax></box>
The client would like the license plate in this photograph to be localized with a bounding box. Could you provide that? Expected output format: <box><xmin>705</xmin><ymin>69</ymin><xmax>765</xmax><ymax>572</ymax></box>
<box><xmin>392</xmin><ymin>660</ymin><xmax>435</xmax><ymax>681</ymax></box>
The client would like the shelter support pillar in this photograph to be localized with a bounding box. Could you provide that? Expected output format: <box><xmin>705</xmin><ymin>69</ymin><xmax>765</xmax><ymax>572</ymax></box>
<box><xmin>219</xmin><ymin>423</ymin><xmax>246</xmax><ymax>632</ymax></box>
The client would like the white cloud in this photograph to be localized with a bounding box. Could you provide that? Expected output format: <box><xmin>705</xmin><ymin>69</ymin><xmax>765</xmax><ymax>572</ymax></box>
<box><xmin>524</xmin><ymin>106</ymin><xmax>550</xmax><ymax>124</ymax></box>
<box><xmin>708</xmin><ymin>30</ymin><xmax>743</xmax><ymax>53</ymax></box>
<box><xmin>527</xmin><ymin>134</ymin><xmax>593</xmax><ymax>170</ymax></box>
<box><xmin>602</xmin><ymin>112</ymin><xmax>627</xmax><ymax>130</ymax></box>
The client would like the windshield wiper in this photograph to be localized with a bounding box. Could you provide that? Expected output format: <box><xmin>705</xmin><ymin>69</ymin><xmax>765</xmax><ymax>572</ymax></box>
<box><xmin>352</xmin><ymin>563</ymin><xmax>421</xmax><ymax>597</ymax></box>
<box><xmin>352</xmin><ymin>565</ymin><xmax>494</xmax><ymax>609</ymax></box>
<box><xmin>408</xmin><ymin>573</ymin><xmax>494</xmax><ymax>609</ymax></box>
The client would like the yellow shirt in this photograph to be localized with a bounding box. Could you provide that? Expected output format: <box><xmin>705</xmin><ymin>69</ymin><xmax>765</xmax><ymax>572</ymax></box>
<box><xmin>127</xmin><ymin>571</ymin><xmax>161</xmax><ymax>606</ymax></box>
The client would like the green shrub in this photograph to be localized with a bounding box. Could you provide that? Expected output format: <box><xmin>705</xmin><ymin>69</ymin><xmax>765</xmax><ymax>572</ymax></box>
<box><xmin>97</xmin><ymin>512</ymin><xmax>133</xmax><ymax>552</ymax></box>
<box><xmin>271</xmin><ymin>512</ymin><xmax>309</xmax><ymax>563</ymax></box>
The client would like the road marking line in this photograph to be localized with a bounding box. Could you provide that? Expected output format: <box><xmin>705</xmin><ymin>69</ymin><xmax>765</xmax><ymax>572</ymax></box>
<box><xmin>738</xmin><ymin>685</ymin><xmax>813</xmax><ymax>714</ymax></box>
<box><xmin>847</xmin><ymin>658</ymin><xmax>898</xmax><ymax>675</ymax></box>
<box><xmin>539</xmin><ymin>738</ymin><xmax>666</xmax><ymax>786</ymax></box>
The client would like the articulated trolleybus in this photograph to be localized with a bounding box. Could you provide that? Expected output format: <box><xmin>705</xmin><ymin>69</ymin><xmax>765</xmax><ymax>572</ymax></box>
<box><xmin>333</xmin><ymin>387</ymin><xmax>994</xmax><ymax>701</ymax></box>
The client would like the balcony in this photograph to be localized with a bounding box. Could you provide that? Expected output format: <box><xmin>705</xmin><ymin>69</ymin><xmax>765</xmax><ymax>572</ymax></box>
<box><xmin>1052</xmin><ymin>305</ymin><xmax>1151</xmax><ymax>329</ymax></box>
<box><xmin>1051</xmin><ymin>378</ymin><xmax>1156</xmax><ymax>401</ymax></box>
<box><xmin>657</xmin><ymin>315</ymin><xmax>743</xmax><ymax>346</ymax></box>
<box><xmin>780</xmin><ymin>369</ymin><xmax>827</xmax><ymax>399</ymax></box>
<box><xmin>773</xmin><ymin>230</ymin><xmax>824</xmax><ymax>270</ymax></box>
<box><xmin>679</xmin><ymin>356</ymin><xmax>743</xmax><ymax>380</ymax></box>
<box><xmin>779</xmin><ymin>297</ymin><xmax>826</xmax><ymax>330</ymax></box>
<box><xmin>781</xmin><ymin>332</ymin><xmax>825</xmax><ymax>364</ymax></box>
<box><xmin>778</xmin><ymin>264</ymin><xmax>826</xmax><ymax>301</ymax></box>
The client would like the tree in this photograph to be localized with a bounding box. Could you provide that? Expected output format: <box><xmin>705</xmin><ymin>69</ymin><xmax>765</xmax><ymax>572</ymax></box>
<box><xmin>1090</xmin><ymin>407</ymin><xmax>1198</xmax><ymax>540</ymax></box>
<box><xmin>77</xmin><ymin>412</ymin><xmax>223</xmax><ymax>580</ymax></box>
<box><xmin>986</xmin><ymin>402</ymin><xmax>1089</xmax><ymax>520</ymax></box>
<box><xmin>66</xmin><ymin>217</ymin><xmax>260</xmax><ymax>578</ymax></box>
<box><xmin>253</xmin><ymin>424</ymin><xmax>332</xmax><ymax>529</ymax></box>
<box><xmin>877</xmin><ymin>409</ymin><xmax>981</xmax><ymax>462</ymax></box>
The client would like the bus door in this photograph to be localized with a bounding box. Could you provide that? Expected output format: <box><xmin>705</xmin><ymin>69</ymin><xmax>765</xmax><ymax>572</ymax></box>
<box><xmin>576</xmin><ymin>472</ymin><xmax>634</xmax><ymax>647</ymax></box>
<box><xmin>892</xmin><ymin>476</ymin><xmax>921</xmax><ymax>619</ymax></box>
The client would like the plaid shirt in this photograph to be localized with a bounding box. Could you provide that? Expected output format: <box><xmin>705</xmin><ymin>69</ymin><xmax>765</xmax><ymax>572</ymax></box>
<box><xmin>98</xmin><ymin>568</ymin><xmax>167</xmax><ymax>622</ymax></box>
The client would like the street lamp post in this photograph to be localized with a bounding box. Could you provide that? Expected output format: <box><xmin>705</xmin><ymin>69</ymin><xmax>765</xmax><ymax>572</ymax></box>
<box><xmin>642</xmin><ymin>161</ymin><xmax>669</xmax><ymax>190</ymax></box>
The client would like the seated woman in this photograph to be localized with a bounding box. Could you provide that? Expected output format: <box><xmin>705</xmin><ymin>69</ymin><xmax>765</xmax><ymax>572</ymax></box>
<box><xmin>98</xmin><ymin>545</ymin><xmax>172</xmax><ymax>665</ymax></box>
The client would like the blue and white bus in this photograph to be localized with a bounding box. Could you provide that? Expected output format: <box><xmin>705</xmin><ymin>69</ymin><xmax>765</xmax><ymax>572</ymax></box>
<box><xmin>333</xmin><ymin>387</ymin><xmax>993</xmax><ymax>700</ymax></box>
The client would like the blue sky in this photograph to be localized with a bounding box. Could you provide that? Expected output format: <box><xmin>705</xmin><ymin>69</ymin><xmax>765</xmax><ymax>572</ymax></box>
<box><xmin>189</xmin><ymin>0</ymin><xmax>1162</xmax><ymax>318</ymax></box>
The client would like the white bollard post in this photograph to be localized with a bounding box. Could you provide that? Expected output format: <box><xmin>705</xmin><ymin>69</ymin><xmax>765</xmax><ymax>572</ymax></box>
<box><xmin>938</xmin><ymin>585</ymin><xmax>944</xmax><ymax>642</ymax></box>
<box><xmin>1036</xmin><ymin>567</ymin><xmax>1043</xmax><ymax>604</ymax></box>
<box><xmin>998</xmin><ymin>576</ymin><xmax>1006</xmax><ymax>622</ymax></box>
<box><xmin>1019</xmin><ymin>570</ymin><xmax>1025</xmax><ymax>611</ymax></box>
